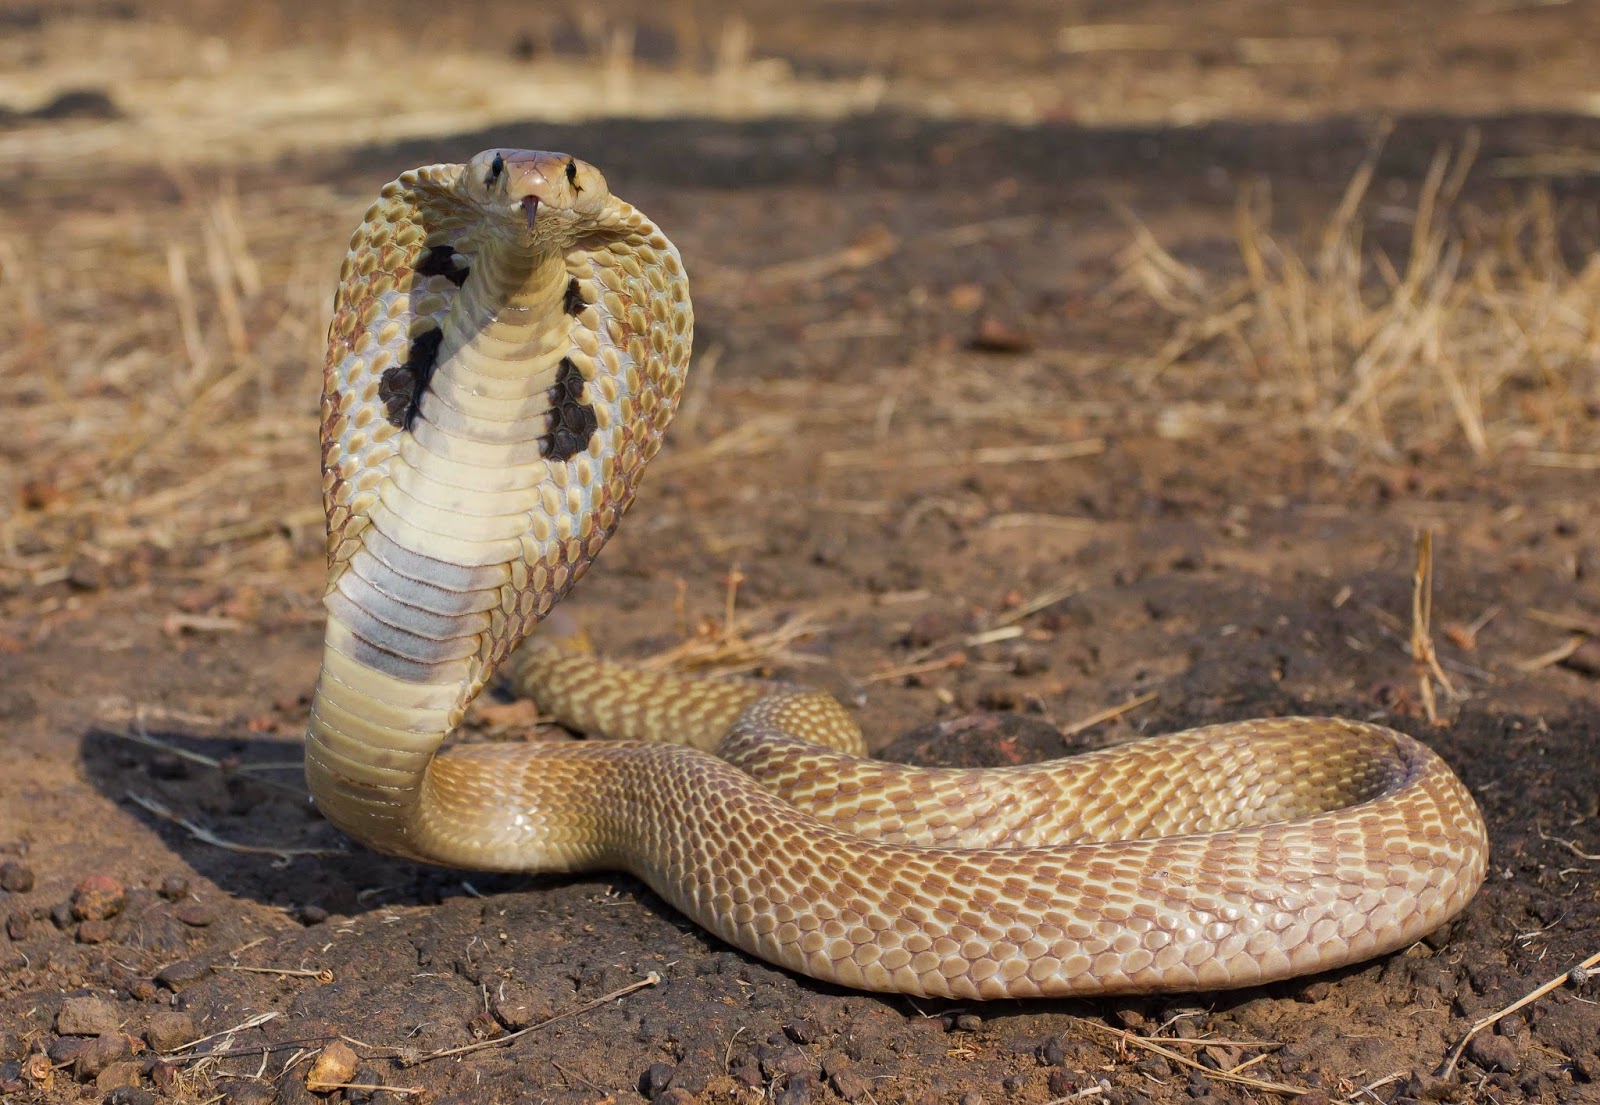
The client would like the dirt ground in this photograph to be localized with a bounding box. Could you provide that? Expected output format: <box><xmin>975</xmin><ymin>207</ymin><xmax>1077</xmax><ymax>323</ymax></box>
<box><xmin>2</xmin><ymin>2</ymin><xmax>1599</xmax><ymax>1104</ymax></box>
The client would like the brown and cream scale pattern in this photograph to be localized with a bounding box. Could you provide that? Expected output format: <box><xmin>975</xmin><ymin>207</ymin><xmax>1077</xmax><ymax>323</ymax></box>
<box><xmin>306</xmin><ymin>149</ymin><xmax>1488</xmax><ymax>998</ymax></box>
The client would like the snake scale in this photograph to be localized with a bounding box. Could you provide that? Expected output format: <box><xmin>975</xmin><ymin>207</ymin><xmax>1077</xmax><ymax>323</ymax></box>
<box><xmin>305</xmin><ymin>149</ymin><xmax>1488</xmax><ymax>999</ymax></box>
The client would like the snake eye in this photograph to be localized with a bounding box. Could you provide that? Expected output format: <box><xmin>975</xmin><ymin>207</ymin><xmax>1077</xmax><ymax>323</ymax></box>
<box><xmin>485</xmin><ymin>152</ymin><xmax>505</xmax><ymax>188</ymax></box>
<box><xmin>565</xmin><ymin>157</ymin><xmax>579</xmax><ymax>192</ymax></box>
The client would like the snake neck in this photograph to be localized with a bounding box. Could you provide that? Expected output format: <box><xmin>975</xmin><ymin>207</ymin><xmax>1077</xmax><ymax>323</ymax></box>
<box><xmin>308</xmin><ymin>234</ymin><xmax>593</xmax><ymax>859</ymax></box>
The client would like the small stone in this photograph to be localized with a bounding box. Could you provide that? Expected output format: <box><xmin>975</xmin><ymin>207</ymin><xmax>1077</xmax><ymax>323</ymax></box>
<box><xmin>346</xmin><ymin>1065</ymin><xmax>386</xmax><ymax>1104</ymax></box>
<box><xmin>74</xmin><ymin>1033</ymin><xmax>132</xmax><ymax>1081</ymax></box>
<box><xmin>1047</xmin><ymin>1069</ymin><xmax>1078</xmax><ymax>1095</ymax></box>
<box><xmin>157</xmin><ymin>876</ymin><xmax>189</xmax><ymax>901</ymax></box>
<box><xmin>1001</xmin><ymin>1073</ymin><xmax>1028</xmax><ymax>1093</ymax></box>
<box><xmin>144</xmin><ymin>1011</ymin><xmax>195</xmax><ymax>1053</ymax></box>
<box><xmin>1186</xmin><ymin>1071</ymin><xmax>1213</xmax><ymax>1097</ymax></box>
<box><xmin>6</xmin><ymin>910</ymin><xmax>28</xmax><ymax>940</ymax></box>
<box><xmin>149</xmin><ymin>1060</ymin><xmax>180</xmax><ymax>1091</ymax></box>
<box><xmin>218</xmin><ymin>1080</ymin><xmax>276</xmax><ymax>1104</ymax></box>
<box><xmin>49</xmin><ymin>1037</ymin><xmax>89</xmax><ymax>1063</ymax></box>
<box><xmin>58</xmin><ymin>996</ymin><xmax>123</xmax><ymax>1036</ymax></box>
<box><xmin>299</xmin><ymin>904</ymin><xmax>329</xmax><ymax>925</ymax></box>
<box><xmin>51</xmin><ymin>901</ymin><xmax>76</xmax><ymax>930</ymax></box>
<box><xmin>830</xmin><ymin>1066</ymin><xmax>871</xmax><ymax>1101</ymax></box>
<box><xmin>94</xmin><ymin>1060</ymin><xmax>143</xmax><ymax>1094</ymax></box>
<box><xmin>77</xmin><ymin>919</ymin><xmax>113</xmax><ymax>944</ymax></box>
<box><xmin>0</xmin><ymin>861</ymin><xmax>34</xmax><ymax>893</ymax></box>
<box><xmin>953</xmin><ymin>1013</ymin><xmax>981</xmax><ymax>1032</ymax></box>
<box><xmin>783</xmin><ymin>1018</ymin><xmax>821</xmax><ymax>1044</ymax></box>
<box><xmin>775</xmin><ymin>1072</ymin><xmax>820</xmax><ymax>1105</ymax></box>
<box><xmin>639</xmin><ymin>1062</ymin><xmax>675</xmax><ymax>1097</ymax></box>
<box><xmin>1465</xmin><ymin>1033</ymin><xmax>1521</xmax><ymax>1073</ymax></box>
<box><xmin>653</xmin><ymin>1091</ymin><xmax>695</xmax><ymax>1105</ymax></box>
<box><xmin>959</xmin><ymin>1092</ymin><xmax>984</xmax><ymax>1105</ymax></box>
<box><xmin>1295</xmin><ymin>1093</ymin><xmax>1331</xmax><ymax>1105</ymax></box>
<box><xmin>173</xmin><ymin>902</ymin><xmax>214</xmax><ymax>927</ymax></box>
<box><xmin>128</xmin><ymin>979</ymin><xmax>158</xmax><ymax>1002</ymax></box>
<box><xmin>305</xmin><ymin>1040</ymin><xmax>359</xmax><ymax>1090</ymax></box>
<box><xmin>72</xmin><ymin>875</ymin><xmax>126</xmax><ymax>921</ymax></box>
<box><xmin>154</xmin><ymin>959</ymin><xmax>209</xmax><ymax>992</ymax></box>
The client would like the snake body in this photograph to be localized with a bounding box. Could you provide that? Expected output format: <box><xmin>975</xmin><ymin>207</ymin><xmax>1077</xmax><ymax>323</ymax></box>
<box><xmin>306</xmin><ymin>149</ymin><xmax>1488</xmax><ymax>999</ymax></box>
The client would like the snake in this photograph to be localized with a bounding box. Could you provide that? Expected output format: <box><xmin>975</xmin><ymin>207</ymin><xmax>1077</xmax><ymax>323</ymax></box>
<box><xmin>305</xmin><ymin>148</ymin><xmax>1489</xmax><ymax>1000</ymax></box>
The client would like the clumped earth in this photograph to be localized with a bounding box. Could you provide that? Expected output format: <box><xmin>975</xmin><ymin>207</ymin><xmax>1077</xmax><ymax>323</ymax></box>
<box><xmin>3</xmin><ymin>4</ymin><xmax>1600</xmax><ymax>1104</ymax></box>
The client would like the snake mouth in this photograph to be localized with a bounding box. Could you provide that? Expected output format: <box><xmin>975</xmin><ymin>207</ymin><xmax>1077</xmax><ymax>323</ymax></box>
<box><xmin>520</xmin><ymin>195</ymin><xmax>539</xmax><ymax>231</ymax></box>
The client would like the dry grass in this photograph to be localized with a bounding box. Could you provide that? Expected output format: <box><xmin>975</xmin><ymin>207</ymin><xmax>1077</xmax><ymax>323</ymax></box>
<box><xmin>1118</xmin><ymin>129</ymin><xmax>1600</xmax><ymax>461</ymax></box>
<box><xmin>0</xmin><ymin>174</ymin><xmax>344</xmax><ymax>595</ymax></box>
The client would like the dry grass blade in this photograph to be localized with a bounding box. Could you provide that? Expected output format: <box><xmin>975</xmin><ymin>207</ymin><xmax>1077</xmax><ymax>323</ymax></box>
<box><xmin>1436</xmin><ymin>950</ymin><xmax>1600</xmax><ymax>1078</ymax></box>
<box><xmin>1123</xmin><ymin>131</ymin><xmax>1600</xmax><ymax>461</ymax></box>
<box><xmin>1075</xmin><ymin>1019</ymin><xmax>1306</xmax><ymax>1096</ymax></box>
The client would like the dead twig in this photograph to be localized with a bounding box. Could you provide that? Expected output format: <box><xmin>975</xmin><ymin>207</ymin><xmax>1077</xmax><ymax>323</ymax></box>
<box><xmin>403</xmin><ymin>972</ymin><xmax>660</xmax><ymax>1064</ymax></box>
<box><xmin>1058</xmin><ymin>691</ymin><xmax>1159</xmax><ymax>739</ymax></box>
<box><xmin>1437</xmin><ymin>950</ymin><xmax>1600</xmax><ymax>1078</ymax></box>
<box><xmin>1075</xmin><ymin>1019</ymin><xmax>1304</xmax><ymax>1096</ymax></box>
<box><xmin>126</xmin><ymin>792</ymin><xmax>343</xmax><ymax>860</ymax></box>
<box><xmin>213</xmin><ymin>965</ymin><xmax>335</xmax><ymax>984</ymax></box>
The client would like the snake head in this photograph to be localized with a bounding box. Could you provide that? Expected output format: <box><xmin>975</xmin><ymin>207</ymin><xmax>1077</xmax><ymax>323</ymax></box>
<box><xmin>460</xmin><ymin>149</ymin><xmax>611</xmax><ymax>247</ymax></box>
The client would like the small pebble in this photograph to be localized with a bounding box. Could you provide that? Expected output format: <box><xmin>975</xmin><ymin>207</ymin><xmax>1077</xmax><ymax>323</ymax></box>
<box><xmin>959</xmin><ymin>1092</ymin><xmax>984</xmax><ymax>1105</ymax></box>
<box><xmin>1046</xmin><ymin>1069</ymin><xmax>1077</xmax><ymax>1096</ymax></box>
<box><xmin>830</xmin><ymin>1066</ymin><xmax>871</xmax><ymax>1102</ymax></box>
<box><xmin>173</xmin><ymin>902</ymin><xmax>214</xmax><ymax>927</ymax></box>
<box><xmin>73</xmin><ymin>1033</ymin><xmax>132</xmax><ymax>1081</ymax></box>
<box><xmin>1186</xmin><ymin>1071</ymin><xmax>1213</xmax><ymax>1098</ymax></box>
<box><xmin>299</xmin><ymin>904</ymin><xmax>329</xmax><ymax>925</ymax></box>
<box><xmin>639</xmin><ymin>1062</ymin><xmax>676</xmax><ymax>1097</ymax></box>
<box><xmin>0</xmin><ymin>861</ymin><xmax>34</xmax><ymax>893</ymax></box>
<box><xmin>157</xmin><ymin>875</ymin><xmax>189</xmax><ymax>901</ymax></box>
<box><xmin>144</xmin><ymin>1010</ymin><xmax>195</xmax><ymax>1053</ymax></box>
<box><xmin>653</xmin><ymin>1090</ymin><xmax>695</xmax><ymax>1105</ymax></box>
<box><xmin>77</xmin><ymin>920</ymin><xmax>113</xmax><ymax>944</ymax></box>
<box><xmin>148</xmin><ymin>1060</ymin><xmax>180</xmax><ymax>1092</ymax></box>
<box><xmin>783</xmin><ymin>1018</ymin><xmax>821</xmax><ymax>1044</ymax></box>
<box><xmin>154</xmin><ymin>959</ymin><xmax>208</xmax><ymax>992</ymax></box>
<box><xmin>50</xmin><ymin>901</ymin><xmax>76</xmax><ymax>930</ymax></box>
<box><xmin>71</xmin><ymin>875</ymin><xmax>126</xmax><ymax>922</ymax></box>
<box><xmin>346</xmin><ymin>1065</ymin><xmax>386</xmax><ymax>1105</ymax></box>
<box><xmin>106</xmin><ymin>1085</ymin><xmax>155</xmax><ymax>1105</ymax></box>
<box><xmin>57</xmin><ymin>996</ymin><xmax>122</xmax><ymax>1036</ymax></box>
<box><xmin>775</xmin><ymin>1072</ymin><xmax>820</xmax><ymax>1105</ymax></box>
<box><xmin>953</xmin><ymin>1013</ymin><xmax>981</xmax><ymax>1033</ymax></box>
<box><xmin>93</xmin><ymin>1059</ymin><xmax>142</xmax><ymax>1093</ymax></box>
<box><xmin>305</xmin><ymin>1041</ymin><xmax>359</xmax><ymax>1090</ymax></box>
<box><xmin>6</xmin><ymin>909</ymin><xmax>28</xmax><ymax>940</ymax></box>
<box><xmin>127</xmin><ymin>979</ymin><xmax>158</xmax><ymax>1002</ymax></box>
<box><xmin>1466</xmin><ymin>1033</ymin><xmax>1521</xmax><ymax>1073</ymax></box>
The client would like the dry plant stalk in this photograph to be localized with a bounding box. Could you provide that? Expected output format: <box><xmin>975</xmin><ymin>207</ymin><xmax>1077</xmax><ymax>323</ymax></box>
<box><xmin>1119</xmin><ymin>127</ymin><xmax>1600</xmax><ymax>461</ymax></box>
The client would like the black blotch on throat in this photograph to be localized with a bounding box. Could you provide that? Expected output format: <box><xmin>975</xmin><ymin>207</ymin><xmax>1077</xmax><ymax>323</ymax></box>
<box><xmin>562</xmin><ymin>277</ymin><xmax>585</xmax><ymax>316</ymax></box>
<box><xmin>378</xmin><ymin>328</ymin><xmax>443</xmax><ymax>430</ymax></box>
<box><xmin>544</xmin><ymin>356</ymin><xmax>598</xmax><ymax>461</ymax></box>
<box><xmin>415</xmin><ymin>244</ymin><xmax>469</xmax><ymax>288</ymax></box>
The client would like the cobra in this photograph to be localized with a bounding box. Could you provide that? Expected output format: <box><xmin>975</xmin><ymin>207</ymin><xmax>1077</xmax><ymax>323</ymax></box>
<box><xmin>306</xmin><ymin>148</ymin><xmax>1488</xmax><ymax>1000</ymax></box>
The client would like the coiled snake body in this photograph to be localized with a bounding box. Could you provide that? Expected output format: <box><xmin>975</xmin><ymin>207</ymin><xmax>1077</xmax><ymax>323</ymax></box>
<box><xmin>307</xmin><ymin>149</ymin><xmax>1488</xmax><ymax>999</ymax></box>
